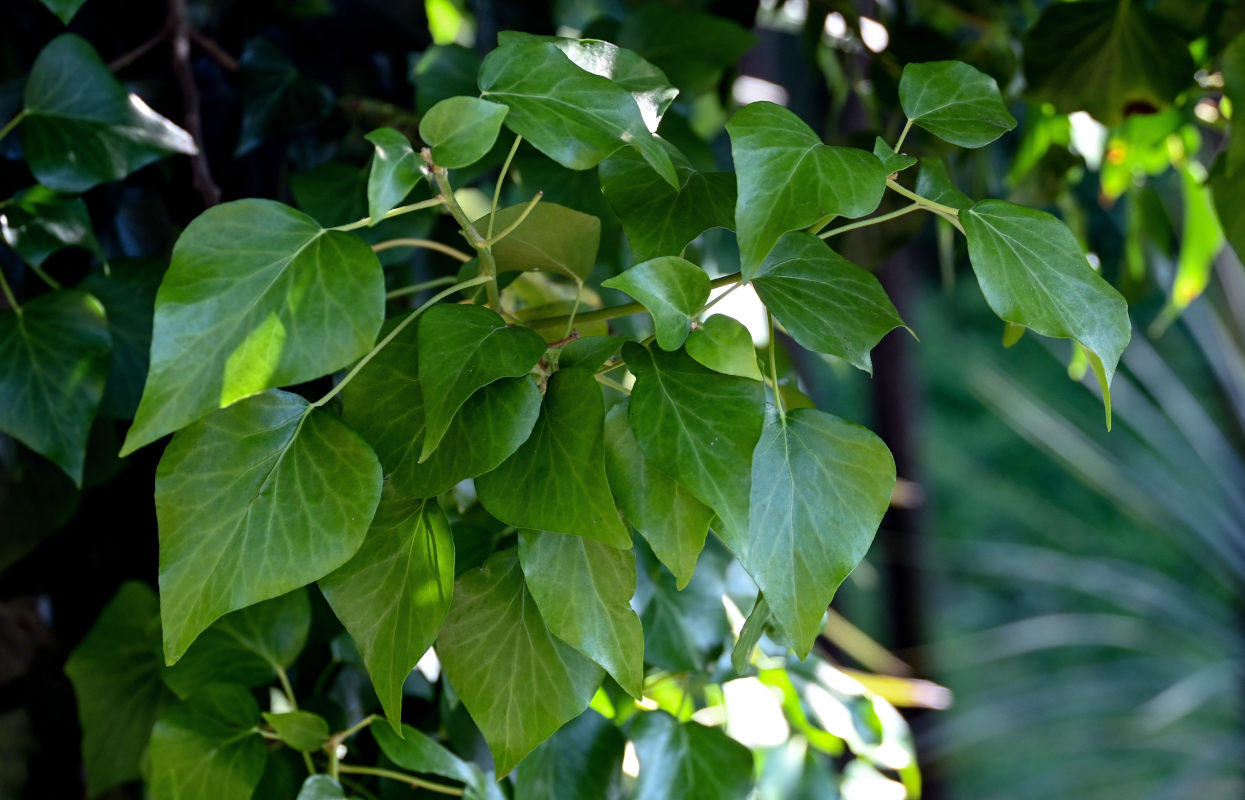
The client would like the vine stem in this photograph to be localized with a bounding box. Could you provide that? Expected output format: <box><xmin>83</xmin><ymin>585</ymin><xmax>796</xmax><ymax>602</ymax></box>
<box><xmin>372</xmin><ymin>238</ymin><xmax>472</xmax><ymax>263</ymax></box>
<box><xmin>386</xmin><ymin>276</ymin><xmax>459</xmax><ymax>300</ymax></box>
<box><xmin>0</xmin><ymin>110</ymin><xmax>28</xmax><ymax>144</ymax></box>
<box><xmin>488</xmin><ymin>135</ymin><xmax>523</xmax><ymax>240</ymax></box>
<box><xmin>312</xmin><ymin>275</ymin><xmax>490</xmax><ymax>408</ymax></box>
<box><xmin>894</xmin><ymin>118</ymin><xmax>914</xmax><ymax>152</ymax></box>
<box><xmin>428</xmin><ymin>159</ymin><xmax>502</xmax><ymax>309</ymax></box>
<box><xmin>336</xmin><ymin>765</ymin><xmax>465</xmax><ymax>796</ymax></box>
<box><xmin>528</xmin><ymin>272</ymin><xmax>743</xmax><ymax>331</ymax></box>
<box><xmin>276</xmin><ymin>667</ymin><xmax>317</xmax><ymax>775</ymax></box>
<box><xmin>333</xmin><ymin>714</ymin><xmax>379</xmax><ymax>744</ymax></box>
<box><xmin>819</xmin><ymin>203</ymin><xmax>921</xmax><ymax>239</ymax></box>
<box><xmin>481</xmin><ymin>190</ymin><xmax>542</xmax><ymax>248</ymax></box>
<box><xmin>885</xmin><ymin>178</ymin><xmax>965</xmax><ymax>231</ymax></box>
<box><xmin>331</xmin><ymin>196</ymin><xmax>446</xmax><ymax>232</ymax></box>
<box><xmin>0</xmin><ymin>269</ymin><xmax>22</xmax><ymax>315</ymax></box>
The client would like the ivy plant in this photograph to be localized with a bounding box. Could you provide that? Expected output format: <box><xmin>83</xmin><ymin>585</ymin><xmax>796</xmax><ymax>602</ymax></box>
<box><xmin>0</xmin><ymin>11</ymin><xmax>1149</xmax><ymax>800</ymax></box>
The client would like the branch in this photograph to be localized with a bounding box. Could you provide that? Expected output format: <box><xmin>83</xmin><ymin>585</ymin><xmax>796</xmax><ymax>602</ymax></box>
<box><xmin>169</xmin><ymin>0</ymin><xmax>221</xmax><ymax>207</ymax></box>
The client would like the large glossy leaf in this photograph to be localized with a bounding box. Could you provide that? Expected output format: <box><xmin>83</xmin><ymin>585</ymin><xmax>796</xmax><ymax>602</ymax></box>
<box><xmin>81</xmin><ymin>259</ymin><xmax>165</xmax><ymax>419</ymax></box>
<box><xmin>21</xmin><ymin>34</ymin><xmax>196</xmax><ymax>192</ymax></box>
<box><xmin>437</xmin><ymin>549</ymin><xmax>604</xmax><ymax>776</ymax></box>
<box><xmin>602</xmin><ymin>257</ymin><xmax>709</xmax><ymax>350</ymax></box>
<box><xmin>478</xmin><ymin>40</ymin><xmax>678</xmax><ymax>187</ymax></box>
<box><xmin>630</xmin><ymin>711</ymin><xmax>754</xmax><ymax>800</ymax></box>
<box><xmin>615</xmin><ymin>4</ymin><xmax>756</xmax><ymax>94</ymax></box>
<box><xmin>518</xmin><ymin>530</ymin><xmax>644</xmax><ymax>697</ymax></box>
<box><xmin>0</xmin><ymin>186</ymin><xmax>103</xmax><ymax>267</ymax></box>
<box><xmin>727</xmin><ymin>102</ymin><xmax>886</xmax><ymax>269</ymax></box>
<box><xmin>897</xmin><ymin>61</ymin><xmax>1016</xmax><ymax>148</ymax></box>
<box><xmin>623</xmin><ymin>343</ymin><xmax>764</xmax><ymax>541</ymax></box>
<box><xmin>162</xmin><ymin>589</ymin><xmax>311</xmax><ymax>698</ymax></box>
<box><xmin>750</xmin><ymin>232</ymin><xmax>905</xmax><ymax>373</ymax></box>
<box><xmin>743</xmin><ymin>409</ymin><xmax>895</xmax><ymax>657</ymax></box>
<box><xmin>235</xmin><ymin>38</ymin><xmax>334</xmax><ymax>155</ymax></box>
<box><xmin>420</xmin><ymin>96</ymin><xmax>509</xmax><ymax>168</ymax></box>
<box><xmin>149</xmin><ymin>684</ymin><xmax>266</xmax><ymax>800</ymax></box>
<box><xmin>599</xmin><ymin>144</ymin><xmax>735</xmax><ymax>262</ymax></box>
<box><xmin>0</xmin><ymin>290</ymin><xmax>110</xmax><ymax>485</ymax></box>
<box><xmin>476</xmin><ymin>369</ymin><xmax>629</xmax><ymax>548</ymax></box>
<box><xmin>515</xmin><ymin>710</ymin><xmax>626</xmax><ymax>800</ymax></box>
<box><xmin>416</xmin><ymin>303</ymin><xmax>547</xmax><ymax>460</ymax></box>
<box><xmin>154</xmin><ymin>389</ymin><xmax>382</xmax><ymax>663</ymax></box>
<box><xmin>961</xmin><ymin>200</ymin><xmax>1131</xmax><ymax>421</ymax></box>
<box><xmin>473</xmin><ymin>202</ymin><xmax>601</xmax><ymax>282</ymax></box>
<box><xmin>64</xmin><ymin>582</ymin><xmax>172</xmax><ymax>797</ymax></box>
<box><xmin>373</xmin><ymin>723</ymin><xmax>477</xmax><ymax>784</ymax></box>
<box><xmin>320</xmin><ymin>489</ymin><xmax>454</xmax><ymax>732</ymax></box>
<box><xmin>498</xmin><ymin>32</ymin><xmax>678</xmax><ymax>131</ymax></box>
<box><xmin>685</xmin><ymin>315</ymin><xmax>762</xmax><ymax>381</ymax></box>
<box><xmin>122</xmin><ymin>199</ymin><xmax>384</xmax><ymax>455</ymax></box>
<box><xmin>1023</xmin><ymin>0</ymin><xmax>1194</xmax><ymax>125</ymax></box>
<box><xmin>364</xmin><ymin>128</ymin><xmax>424</xmax><ymax>224</ymax></box>
<box><xmin>603</xmin><ymin>403</ymin><xmax>712</xmax><ymax>589</ymax></box>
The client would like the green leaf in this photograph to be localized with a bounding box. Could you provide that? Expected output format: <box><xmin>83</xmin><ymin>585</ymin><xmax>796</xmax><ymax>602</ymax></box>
<box><xmin>727</xmin><ymin>102</ymin><xmax>886</xmax><ymax>269</ymax></box>
<box><xmin>635</xmin><ymin>541</ymin><xmax>730</xmax><ymax>672</ymax></box>
<box><xmin>297</xmin><ymin>775</ymin><xmax>348</xmax><ymax>800</ymax></box>
<box><xmin>1164</xmin><ymin>162</ymin><xmax>1224</xmax><ymax>313</ymax></box>
<box><xmin>372</xmin><ymin>723</ymin><xmax>477</xmax><ymax>784</ymax></box>
<box><xmin>498</xmin><ymin>32</ymin><xmax>678</xmax><ymax>131</ymax></box>
<box><xmin>872</xmin><ymin>137</ymin><xmax>916</xmax><ymax>175</ymax></box>
<box><xmin>477</xmin><ymin>369</ymin><xmax>629</xmax><ymax>548</ymax></box>
<box><xmin>37</xmin><ymin>0</ymin><xmax>87</xmax><ymax>23</ymax></box>
<box><xmin>154</xmin><ymin>389</ymin><xmax>382</xmax><ymax>663</ymax></box>
<box><xmin>961</xmin><ymin>200</ymin><xmax>1131</xmax><ymax>423</ymax></box>
<box><xmin>479</xmin><ymin>40</ymin><xmax>678</xmax><ymax>187</ymax></box>
<box><xmin>602</xmin><ymin>257</ymin><xmax>709</xmax><ymax>350</ymax></box>
<box><xmin>630</xmin><ymin>711</ymin><xmax>754</xmax><ymax>800</ymax></box>
<box><xmin>162</xmin><ymin>589</ymin><xmax>311</xmax><ymax>698</ymax></box>
<box><xmin>21</xmin><ymin>34</ymin><xmax>196</xmax><ymax>192</ymax></box>
<box><xmin>64</xmin><ymin>582</ymin><xmax>172</xmax><ymax>797</ymax></box>
<box><xmin>0</xmin><ymin>186</ymin><xmax>103</xmax><ymax>267</ymax></box>
<box><xmin>122</xmin><ymin>199</ymin><xmax>384</xmax><ymax>454</ymax></box>
<box><xmin>603</xmin><ymin>402</ymin><xmax>712</xmax><ymax>590</ymax></box>
<box><xmin>473</xmin><ymin>202</ymin><xmax>602</xmax><ymax>282</ymax></box>
<box><xmin>623</xmin><ymin>344</ymin><xmax>764</xmax><ymax>541</ymax></box>
<box><xmin>686</xmin><ymin>315</ymin><xmax>762</xmax><ymax>381</ymax></box>
<box><xmin>750</xmin><ymin>232</ymin><xmax>906</xmax><ymax>373</ymax></box>
<box><xmin>518</xmin><ymin>530</ymin><xmax>644</xmax><ymax>698</ymax></box>
<box><xmin>599</xmin><ymin>144</ymin><xmax>736</xmax><ymax>262</ymax></box>
<box><xmin>898</xmin><ymin>61</ymin><xmax>1016</xmax><ymax>148</ymax></box>
<box><xmin>731</xmin><ymin>595</ymin><xmax>769</xmax><ymax>673</ymax></box>
<box><xmin>416</xmin><ymin>303</ymin><xmax>547</xmax><ymax>461</ymax></box>
<box><xmin>80</xmin><ymin>258</ymin><xmax>165</xmax><ymax>420</ymax></box>
<box><xmin>149</xmin><ymin>684</ymin><xmax>266</xmax><ymax>800</ymax></box>
<box><xmin>0</xmin><ymin>289</ymin><xmax>110</xmax><ymax>485</ymax></box>
<box><xmin>262</xmin><ymin>711</ymin><xmax>330</xmax><ymax>753</ymax></box>
<box><xmin>515</xmin><ymin>710</ymin><xmax>626</xmax><ymax>800</ymax></box>
<box><xmin>420</xmin><ymin>96</ymin><xmax>509</xmax><ymax>168</ymax></box>
<box><xmin>915</xmin><ymin>157</ymin><xmax>972</xmax><ymax>211</ymax></box>
<box><xmin>558</xmin><ymin>335</ymin><xmax>627</xmax><ymax>370</ymax></box>
<box><xmin>413</xmin><ymin>45</ymin><xmax>481</xmax><ymax>114</ymax></box>
<box><xmin>615</xmin><ymin>5</ymin><xmax>756</xmax><ymax>95</ymax></box>
<box><xmin>743</xmin><ymin>409</ymin><xmax>895</xmax><ymax>657</ymax></box>
<box><xmin>235</xmin><ymin>37</ymin><xmax>334</xmax><ymax>155</ymax></box>
<box><xmin>320</xmin><ymin>489</ymin><xmax>454</xmax><ymax>732</ymax></box>
<box><xmin>364</xmin><ymin>128</ymin><xmax>424</xmax><ymax>225</ymax></box>
<box><xmin>437</xmin><ymin>549</ymin><xmax>604</xmax><ymax>776</ymax></box>
<box><xmin>1023</xmin><ymin>0</ymin><xmax>1195</xmax><ymax>125</ymax></box>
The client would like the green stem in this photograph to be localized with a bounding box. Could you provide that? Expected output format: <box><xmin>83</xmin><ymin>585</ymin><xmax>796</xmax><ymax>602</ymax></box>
<box><xmin>0</xmin><ymin>110</ymin><xmax>27</xmax><ymax>144</ymax></box>
<box><xmin>894</xmin><ymin>119</ymin><xmax>914</xmax><ymax>152</ymax></box>
<box><xmin>768</xmin><ymin>311</ymin><xmax>785</xmax><ymax>416</ymax></box>
<box><xmin>29</xmin><ymin>264</ymin><xmax>61</xmax><ymax>290</ymax></box>
<box><xmin>819</xmin><ymin>203</ymin><xmax>921</xmax><ymax>239</ymax></box>
<box><xmin>372</xmin><ymin>238</ymin><xmax>472</xmax><ymax>263</ymax></box>
<box><xmin>313</xmin><ymin>275</ymin><xmax>491</xmax><ymax>408</ymax></box>
<box><xmin>528</xmin><ymin>272</ymin><xmax>743</xmax><ymax>331</ymax></box>
<box><xmin>694</xmin><ymin>280</ymin><xmax>742</xmax><ymax>317</ymax></box>
<box><xmin>886</xmin><ymin>178</ymin><xmax>962</xmax><ymax>217</ymax></box>
<box><xmin>488</xmin><ymin>135</ymin><xmax>523</xmax><ymax>240</ymax></box>
<box><xmin>334</xmin><ymin>714</ymin><xmax>379</xmax><ymax>743</ymax></box>
<box><xmin>276</xmin><ymin>667</ymin><xmax>298</xmax><ymax>710</ymax></box>
<box><xmin>0</xmin><ymin>268</ymin><xmax>21</xmax><ymax>315</ymax></box>
<box><xmin>336</xmin><ymin>764</ymin><xmax>465</xmax><ymax>796</ymax></box>
<box><xmin>430</xmin><ymin>163</ymin><xmax>502</xmax><ymax>309</ymax></box>
<box><xmin>596</xmin><ymin>374</ymin><xmax>631</xmax><ymax>394</ymax></box>
<box><xmin>331</xmin><ymin>196</ymin><xmax>445</xmax><ymax>232</ymax></box>
<box><xmin>385</xmin><ymin>276</ymin><xmax>458</xmax><ymax>300</ymax></box>
<box><xmin>481</xmin><ymin>190</ymin><xmax>542</xmax><ymax>247</ymax></box>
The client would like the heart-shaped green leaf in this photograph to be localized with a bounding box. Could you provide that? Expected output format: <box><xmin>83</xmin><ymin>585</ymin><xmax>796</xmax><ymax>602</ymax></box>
<box><xmin>915</xmin><ymin>157</ymin><xmax>972</xmax><ymax>210</ymax></box>
<box><xmin>961</xmin><ymin>200</ymin><xmax>1131</xmax><ymax>424</ymax></box>
<box><xmin>0</xmin><ymin>289</ymin><xmax>110</xmax><ymax>485</ymax></box>
<box><xmin>872</xmin><ymin>137</ymin><xmax>917</xmax><ymax>175</ymax></box>
<box><xmin>476</xmin><ymin>369</ymin><xmax>629</xmax><ymax>548</ymax></box>
<box><xmin>744</xmin><ymin>408</ymin><xmax>895</xmax><ymax>657</ymax></box>
<box><xmin>416</xmin><ymin>303</ymin><xmax>547</xmax><ymax>461</ymax></box>
<box><xmin>297</xmin><ymin>776</ymin><xmax>348</xmax><ymax>800</ymax></box>
<box><xmin>364</xmin><ymin>128</ymin><xmax>425</xmax><ymax>224</ymax></box>
<box><xmin>155</xmin><ymin>390</ymin><xmax>382</xmax><ymax>663</ymax></box>
<box><xmin>685</xmin><ymin>315</ymin><xmax>762</xmax><ymax>381</ymax></box>
<box><xmin>602</xmin><ymin>257</ymin><xmax>709</xmax><ymax>350</ymax></box>
<box><xmin>630</xmin><ymin>711</ymin><xmax>754</xmax><ymax>800</ymax></box>
<box><xmin>479</xmin><ymin>40</ymin><xmax>678</xmax><ymax>188</ymax></box>
<box><xmin>437</xmin><ymin>549</ymin><xmax>603</xmax><ymax>776</ymax></box>
<box><xmin>320</xmin><ymin>489</ymin><xmax>454</xmax><ymax>732</ymax></box>
<box><xmin>514</xmin><ymin>710</ymin><xmax>626</xmax><ymax>800</ymax></box>
<box><xmin>123</xmin><ymin>199</ymin><xmax>385</xmax><ymax>455</ymax></box>
<box><xmin>898</xmin><ymin>61</ymin><xmax>1017</xmax><ymax>148</ymax></box>
<box><xmin>262</xmin><ymin>711</ymin><xmax>330</xmax><ymax>753</ymax></box>
<box><xmin>372</xmin><ymin>723</ymin><xmax>478</xmax><ymax>784</ymax></box>
<box><xmin>727</xmin><ymin>102</ymin><xmax>886</xmax><ymax>269</ymax></box>
<box><xmin>473</xmin><ymin>202</ymin><xmax>602</xmax><ymax>282</ymax></box>
<box><xmin>21</xmin><ymin>34</ymin><xmax>196</xmax><ymax>192</ymax></box>
<box><xmin>518</xmin><ymin>530</ymin><xmax>644</xmax><ymax>697</ymax></box>
<box><xmin>750</xmin><ymin>232</ymin><xmax>906</xmax><ymax>373</ymax></box>
<box><xmin>420</xmin><ymin>96</ymin><xmax>509</xmax><ymax>169</ymax></box>
<box><xmin>149</xmin><ymin>684</ymin><xmax>266</xmax><ymax>800</ymax></box>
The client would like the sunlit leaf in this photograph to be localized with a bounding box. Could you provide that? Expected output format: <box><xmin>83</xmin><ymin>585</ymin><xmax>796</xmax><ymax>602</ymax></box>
<box><xmin>0</xmin><ymin>185</ymin><xmax>103</xmax><ymax>267</ymax></box>
<box><xmin>686</xmin><ymin>315</ymin><xmax>762</xmax><ymax>381</ymax></box>
<box><xmin>473</xmin><ymin>202</ymin><xmax>601</xmax><ymax>282</ymax></box>
<box><xmin>602</xmin><ymin>257</ymin><xmax>709</xmax><ymax>350</ymax></box>
<box><xmin>420</xmin><ymin>96</ymin><xmax>509</xmax><ymax>168</ymax></box>
<box><xmin>898</xmin><ymin>61</ymin><xmax>1016</xmax><ymax>148</ymax></box>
